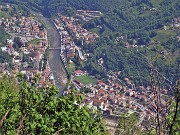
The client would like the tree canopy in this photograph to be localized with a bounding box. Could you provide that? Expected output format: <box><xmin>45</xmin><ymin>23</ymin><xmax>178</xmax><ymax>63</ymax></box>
<box><xmin>0</xmin><ymin>75</ymin><xmax>107</xmax><ymax>135</ymax></box>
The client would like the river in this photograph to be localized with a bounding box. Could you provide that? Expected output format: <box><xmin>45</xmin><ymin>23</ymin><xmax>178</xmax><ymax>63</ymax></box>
<box><xmin>32</xmin><ymin>12</ymin><xmax>68</xmax><ymax>93</ymax></box>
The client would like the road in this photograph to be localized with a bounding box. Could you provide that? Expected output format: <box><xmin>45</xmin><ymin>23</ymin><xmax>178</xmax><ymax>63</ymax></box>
<box><xmin>32</xmin><ymin>12</ymin><xmax>68</xmax><ymax>92</ymax></box>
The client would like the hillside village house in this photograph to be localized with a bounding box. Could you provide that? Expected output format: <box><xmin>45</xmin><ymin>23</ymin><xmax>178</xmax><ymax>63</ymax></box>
<box><xmin>74</xmin><ymin>70</ymin><xmax>86</xmax><ymax>76</ymax></box>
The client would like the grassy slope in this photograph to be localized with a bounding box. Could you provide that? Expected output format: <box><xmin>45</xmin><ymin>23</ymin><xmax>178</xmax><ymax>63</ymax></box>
<box><xmin>67</xmin><ymin>61</ymin><xmax>75</xmax><ymax>74</ymax></box>
<box><xmin>27</xmin><ymin>38</ymin><xmax>41</xmax><ymax>45</ymax></box>
<box><xmin>153</xmin><ymin>30</ymin><xmax>177</xmax><ymax>43</ymax></box>
<box><xmin>150</xmin><ymin>0</ymin><xmax>163</xmax><ymax>8</ymax></box>
<box><xmin>90</xmin><ymin>28</ymin><xmax>100</xmax><ymax>34</ymax></box>
<box><xmin>0</xmin><ymin>11</ymin><xmax>11</xmax><ymax>18</ymax></box>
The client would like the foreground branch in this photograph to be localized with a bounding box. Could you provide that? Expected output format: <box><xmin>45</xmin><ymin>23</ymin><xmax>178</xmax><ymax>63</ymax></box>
<box><xmin>53</xmin><ymin>128</ymin><xmax>65</xmax><ymax>135</ymax></box>
<box><xmin>0</xmin><ymin>110</ymin><xmax>9</xmax><ymax>128</ymax></box>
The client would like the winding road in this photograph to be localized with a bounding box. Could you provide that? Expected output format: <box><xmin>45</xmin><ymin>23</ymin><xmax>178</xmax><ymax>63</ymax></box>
<box><xmin>33</xmin><ymin>12</ymin><xmax>68</xmax><ymax>92</ymax></box>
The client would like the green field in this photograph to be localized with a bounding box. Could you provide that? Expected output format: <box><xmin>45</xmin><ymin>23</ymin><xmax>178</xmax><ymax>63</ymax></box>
<box><xmin>150</xmin><ymin>0</ymin><xmax>163</xmax><ymax>8</ymax></box>
<box><xmin>67</xmin><ymin>61</ymin><xmax>75</xmax><ymax>74</ymax></box>
<box><xmin>0</xmin><ymin>10</ymin><xmax>11</xmax><ymax>18</ymax></box>
<box><xmin>152</xmin><ymin>30</ymin><xmax>177</xmax><ymax>43</ymax></box>
<box><xmin>90</xmin><ymin>28</ymin><xmax>100</xmax><ymax>34</ymax></box>
<box><xmin>27</xmin><ymin>38</ymin><xmax>41</xmax><ymax>45</ymax></box>
<box><xmin>74</xmin><ymin>75</ymin><xmax>97</xmax><ymax>85</ymax></box>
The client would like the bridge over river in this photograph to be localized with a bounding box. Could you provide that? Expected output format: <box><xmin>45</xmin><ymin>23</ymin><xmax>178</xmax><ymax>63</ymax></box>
<box><xmin>49</xmin><ymin>47</ymin><xmax>61</xmax><ymax>50</ymax></box>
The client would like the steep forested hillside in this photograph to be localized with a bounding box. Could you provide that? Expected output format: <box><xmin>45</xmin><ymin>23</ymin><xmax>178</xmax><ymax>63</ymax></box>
<box><xmin>2</xmin><ymin>0</ymin><xmax>180</xmax><ymax>34</ymax></box>
<box><xmin>40</xmin><ymin>0</ymin><xmax>178</xmax><ymax>34</ymax></box>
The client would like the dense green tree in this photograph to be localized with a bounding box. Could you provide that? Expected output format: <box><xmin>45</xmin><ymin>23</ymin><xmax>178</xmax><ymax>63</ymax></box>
<box><xmin>13</xmin><ymin>37</ymin><xmax>24</xmax><ymax>51</ymax></box>
<box><xmin>0</xmin><ymin>75</ymin><xmax>107</xmax><ymax>135</ymax></box>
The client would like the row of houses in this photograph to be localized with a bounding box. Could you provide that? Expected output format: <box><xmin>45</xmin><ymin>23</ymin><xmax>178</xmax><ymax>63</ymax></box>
<box><xmin>21</xmin><ymin>68</ymin><xmax>54</xmax><ymax>88</ymax></box>
<box><xmin>66</xmin><ymin>69</ymin><xmax>170</xmax><ymax>128</ymax></box>
<box><xmin>54</xmin><ymin>18</ymin><xmax>76</xmax><ymax>60</ymax></box>
<box><xmin>59</xmin><ymin>14</ymin><xmax>99</xmax><ymax>44</ymax></box>
<box><xmin>0</xmin><ymin>13</ymin><xmax>55</xmax><ymax>88</ymax></box>
<box><xmin>53</xmin><ymin>13</ymin><xmax>100</xmax><ymax>70</ymax></box>
<box><xmin>2</xmin><ymin>16</ymin><xmax>47</xmax><ymax>39</ymax></box>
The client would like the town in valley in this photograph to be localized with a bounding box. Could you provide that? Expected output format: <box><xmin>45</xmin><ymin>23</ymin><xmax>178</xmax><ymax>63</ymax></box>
<box><xmin>0</xmin><ymin>3</ymin><xmax>179</xmax><ymax>134</ymax></box>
